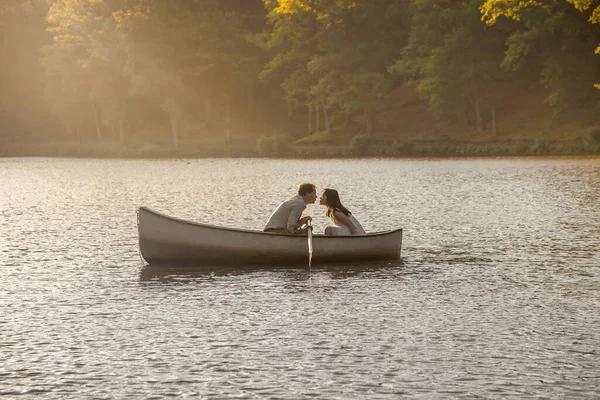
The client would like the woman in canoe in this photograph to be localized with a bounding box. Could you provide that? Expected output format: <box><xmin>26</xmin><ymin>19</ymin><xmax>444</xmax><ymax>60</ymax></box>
<box><xmin>320</xmin><ymin>188</ymin><xmax>366</xmax><ymax>236</ymax></box>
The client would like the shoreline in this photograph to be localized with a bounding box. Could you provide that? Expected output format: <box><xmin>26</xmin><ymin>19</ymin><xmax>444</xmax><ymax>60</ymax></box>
<box><xmin>1</xmin><ymin>137</ymin><xmax>599</xmax><ymax>159</ymax></box>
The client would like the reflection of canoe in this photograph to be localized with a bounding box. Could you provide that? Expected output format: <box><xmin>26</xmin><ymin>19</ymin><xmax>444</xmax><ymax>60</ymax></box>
<box><xmin>138</xmin><ymin>261</ymin><xmax>406</xmax><ymax>282</ymax></box>
<box><xmin>137</xmin><ymin>207</ymin><xmax>402</xmax><ymax>266</ymax></box>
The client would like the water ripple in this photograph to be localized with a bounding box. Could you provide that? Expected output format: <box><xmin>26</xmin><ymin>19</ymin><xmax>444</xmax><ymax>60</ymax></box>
<box><xmin>1</xmin><ymin>157</ymin><xmax>599</xmax><ymax>398</ymax></box>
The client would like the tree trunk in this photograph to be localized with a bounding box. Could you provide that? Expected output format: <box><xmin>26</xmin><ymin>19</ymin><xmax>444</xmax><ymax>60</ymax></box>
<box><xmin>137</xmin><ymin>103</ymin><xmax>143</xmax><ymax>132</ymax></box>
<box><xmin>343</xmin><ymin>108</ymin><xmax>350</xmax><ymax>130</ymax></box>
<box><xmin>322</xmin><ymin>100</ymin><xmax>331</xmax><ymax>134</ymax></box>
<box><xmin>204</xmin><ymin>94</ymin><xmax>211</xmax><ymax>124</ymax></box>
<box><xmin>491</xmin><ymin>104</ymin><xmax>498</xmax><ymax>135</ymax></box>
<box><xmin>64</xmin><ymin>119</ymin><xmax>75</xmax><ymax>140</ymax></box>
<box><xmin>119</xmin><ymin>117</ymin><xmax>125</xmax><ymax>144</ymax></box>
<box><xmin>170</xmin><ymin>112</ymin><xmax>179</xmax><ymax>148</ymax></box>
<box><xmin>247</xmin><ymin>80</ymin><xmax>254</xmax><ymax>115</ymax></box>
<box><xmin>75</xmin><ymin>125</ymin><xmax>81</xmax><ymax>143</ymax></box>
<box><xmin>371</xmin><ymin>114</ymin><xmax>376</xmax><ymax>134</ymax></box>
<box><xmin>286</xmin><ymin>98</ymin><xmax>292</xmax><ymax>120</ymax></box>
<box><xmin>183</xmin><ymin>103</ymin><xmax>192</xmax><ymax>141</ymax></box>
<box><xmin>93</xmin><ymin>100</ymin><xmax>102</xmax><ymax>142</ymax></box>
<box><xmin>365</xmin><ymin>110</ymin><xmax>374</xmax><ymax>135</ymax></box>
<box><xmin>308</xmin><ymin>104</ymin><xmax>312</xmax><ymax>134</ymax></box>
<box><xmin>474</xmin><ymin>98</ymin><xmax>484</xmax><ymax>134</ymax></box>
<box><xmin>226</xmin><ymin>102</ymin><xmax>231</xmax><ymax>142</ymax></box>
<box><xmin>316</xmin><ymin>103</ymin><xmax>320</xmax><ymax>132</ymax></box>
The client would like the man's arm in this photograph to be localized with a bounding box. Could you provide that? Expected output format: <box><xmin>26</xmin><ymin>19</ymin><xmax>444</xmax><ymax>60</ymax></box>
<box><xmin>286</xmin><ymin>203</ymin><xmax>305</xmax><ymax>233</ymax></box>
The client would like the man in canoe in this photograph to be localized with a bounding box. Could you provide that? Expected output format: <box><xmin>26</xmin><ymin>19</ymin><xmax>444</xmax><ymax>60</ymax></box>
<box><xmin>263</xmin><ymin>182</ymin><xmax>317</xmax><ymax>234</ymax></box>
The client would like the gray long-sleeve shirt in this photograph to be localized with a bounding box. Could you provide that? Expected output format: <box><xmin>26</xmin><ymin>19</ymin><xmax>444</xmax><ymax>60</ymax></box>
<box><xmin>264</xmin><ymin>195</ymin><xmax>306</xmax><ymax>233</ymax></box>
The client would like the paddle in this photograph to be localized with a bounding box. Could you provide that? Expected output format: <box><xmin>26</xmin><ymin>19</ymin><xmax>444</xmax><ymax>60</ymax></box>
<box><xmin>307</xmin><ymin>220</ymin><xmax>313</xmax><ymax>271</ymax></box>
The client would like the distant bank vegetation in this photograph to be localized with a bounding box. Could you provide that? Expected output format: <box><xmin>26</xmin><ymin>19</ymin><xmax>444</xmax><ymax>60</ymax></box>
<box><xmin>1</xmin><ymin>0</ymin><xmax>600</xmax><ymax>157</ymax></box>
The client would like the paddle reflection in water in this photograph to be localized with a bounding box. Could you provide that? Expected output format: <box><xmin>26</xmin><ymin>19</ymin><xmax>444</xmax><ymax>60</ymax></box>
<box><xmin>307</xmin><ymin>220</ymin><xmax>313</xmax><ymax>272</ymax></box>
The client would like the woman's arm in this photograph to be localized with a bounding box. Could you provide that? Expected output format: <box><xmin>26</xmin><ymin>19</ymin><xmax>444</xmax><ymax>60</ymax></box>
<box><xmin>333</xmin><ymin>211</ymin><xmax>359</xmax><ymax>234</ymax></box>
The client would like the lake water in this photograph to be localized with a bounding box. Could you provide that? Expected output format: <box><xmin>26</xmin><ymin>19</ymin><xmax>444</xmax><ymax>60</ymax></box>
<box><xmin>1</xmin><ymin>157</ymin><xmax>599</xmax><ymax>398</ymax></box>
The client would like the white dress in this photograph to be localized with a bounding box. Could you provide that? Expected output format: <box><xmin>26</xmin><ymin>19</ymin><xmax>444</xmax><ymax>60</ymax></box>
<box><xmin>329</xmin><ymin>213</ymin><xmax>366</xmax><ymax>236</ymax></box>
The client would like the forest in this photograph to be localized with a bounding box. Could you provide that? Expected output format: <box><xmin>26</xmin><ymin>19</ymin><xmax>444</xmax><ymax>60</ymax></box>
<box><xmin>1</xmin><ymin>0</ymin><xmax>600</xmax><ymax>157</ymax></box>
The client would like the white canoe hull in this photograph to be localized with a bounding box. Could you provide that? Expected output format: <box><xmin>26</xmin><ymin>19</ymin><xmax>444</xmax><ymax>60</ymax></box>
<box><xmin>138</xmin><ymin>207</ymin><xmax>402</xmax><ymax>266</ymax></box>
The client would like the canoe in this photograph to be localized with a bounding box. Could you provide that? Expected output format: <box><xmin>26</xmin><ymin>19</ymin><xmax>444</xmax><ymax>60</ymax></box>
<box><xmin>137</xmin><ymin>207</ymin><xmax>402</xmax><ymax>266</ymax></box>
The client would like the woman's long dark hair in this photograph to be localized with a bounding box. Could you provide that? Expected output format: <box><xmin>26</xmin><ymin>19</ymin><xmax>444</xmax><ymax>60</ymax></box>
<box><xmin>323</xmin><ymin>188</ymin><xmax>351</xmax><ymax>217</ymax></box>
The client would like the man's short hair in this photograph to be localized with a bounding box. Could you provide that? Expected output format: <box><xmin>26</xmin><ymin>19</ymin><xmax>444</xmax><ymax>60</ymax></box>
<box><xmin>298</xmin><ymin>183</ymin><xmax>316</xmax><ymax>196</ymax></box>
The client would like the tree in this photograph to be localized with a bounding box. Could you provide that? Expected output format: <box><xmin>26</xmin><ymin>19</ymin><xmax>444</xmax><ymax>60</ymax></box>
<box><xmin>0</xmin><ymin>0</ymin><xmax>56</xmax><ymax>141</ymax></box>
<box><xmin>115</xmin><ymin>0</ymin><xmax>265</xmax><ymax>145</ymax></box>
<box><xmin>41</xmin><ymin>0</ymin><xmax>266</xmax><ymax>147</ymax></box>
<box><xmin>260</xmin><ymin>0</ymin><xmax>321</xmax><ymax>126</ymax></box>
<box><xmin>481</xmin><ymin>0</ymin><xmax>600</xmax><ymax>113</ymax></box>
<box><xmin>393</xmin><ymin>0</ymin><xmax>511</xmax><ymax>134</ymax></box>
<box><xmin>42</xmin><ymin>0</ymin><xmax>130</xmax><ymax>142</ymax></box>
<box><xmin>309</xmin><ymin>0</ymin><xmax>410</xmax><ymax>135</ymax></box>
<box><xmin>261</xmin><ymin>0</ymin><xmax>410</xmax><ymax>135</ymax></box>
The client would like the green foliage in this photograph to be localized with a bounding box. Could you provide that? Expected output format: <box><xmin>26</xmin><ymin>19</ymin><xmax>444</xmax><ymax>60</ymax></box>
<box><xmin>0</xmin><ymin>1</ymin><xmax>56</xmax><ymax>136</ymax></box>
<box><xmin>396</xmin><ymin>0</ymin><xmax>511</xmax><ymax>126</ymax></box>
<box><xmin>532</xmin><ymin>135</ymin><xmax>547</xmax><ymax>154</ymax></box>
<box><xmin>39</xmin><ymin>0</ymin><xmax>266</xmax><ymax>144</ymax></box>
<box><xmin>256</xmin><ymin>135</ymin><xmax>275</xmax><ymax>156</ymax></box>
<box><xmin>255</xmin><ymin>133</ymin><xmax>292</xmax><ymax>156</ymax></box>
<box><xmin>587</xmin><ymin>126</ymin><xmax>600</xmax><ymax>142</ymax></box>
<box><xmin>261</xmin><ymin>0</ymin><xmax>410</xmax><ymax>134</ymax></box>
<box><xmin>583</xmin><ymin>126</ymin><xmax>600</xmax><ymax>152</ymax></box>
<box><xmin>4</xmin><ymin>0</ymin><xmax>600</xmax><ymax>149</ymax></box>
<box><xmin>350</xmin><ymin>133</ymin><xmax>373</xmax><ymax>155</ymax></box>
<box><xmin>482</xmin><ymin>0</ymin><xmax>600</xmax><ymax>107</ymax></box>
